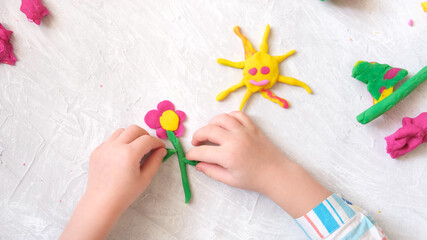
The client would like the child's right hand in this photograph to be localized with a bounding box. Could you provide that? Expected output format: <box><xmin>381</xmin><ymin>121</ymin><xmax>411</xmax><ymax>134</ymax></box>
<box><xmin>186</xmin><ymin>112</ymin><xmax>288</xmax><ymax>195</ymax></box>
<box><xmin>187</xmin><ymin>112</ymin><xmax>331</xmax><ymax>218</ymax></box>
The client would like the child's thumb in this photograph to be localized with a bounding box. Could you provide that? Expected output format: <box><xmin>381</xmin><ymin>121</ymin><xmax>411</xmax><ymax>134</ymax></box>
<box><xmin>196</xmin><ymin>162</ymin><xmax>232</xmax><ymax>185</ymax></box>
<box><xmin>140</xmin><ymin>148</ymin><xmax>167</xmax><ymax>182</ymax></box>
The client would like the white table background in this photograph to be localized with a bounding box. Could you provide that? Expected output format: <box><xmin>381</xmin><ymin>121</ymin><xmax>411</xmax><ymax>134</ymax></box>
<box><xmin>1</xmin><ymin>0</ymin><xmax>426</xmax><ymax>239</ymax></box>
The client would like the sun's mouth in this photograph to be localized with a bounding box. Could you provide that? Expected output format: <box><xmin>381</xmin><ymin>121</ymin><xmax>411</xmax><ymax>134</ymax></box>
<box><xmin>249</xmin><ymin>79</ymin><xmax>269</xmax><ymax>86</ymax></box>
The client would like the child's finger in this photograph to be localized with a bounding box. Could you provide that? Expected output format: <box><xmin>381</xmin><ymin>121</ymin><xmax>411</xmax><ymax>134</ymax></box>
<box><xmin>186</xmin><ymin>145</ymin><xmax>223</xmax><ymax>165</ymax></box>
<box><xmin>195</xmin><ymin>162</ymin><xmax>232</xmax><ymax>184</ymax></box>
<box><xmin>209</xmin><ymin>113</ymin><xmax>242</xmax><ymax>131</ymax></box>
<box><xmin>140</xmin><ymin>148</ymin><xmax>167</xmax><ymax>182</ymax></box>
<box><xmin>130</xmin><ymin>135</ymin><xmax>165</xmax><ymax>158</ymax></box>
<box><xmin>107</xmin><ymin>128</ymin><xmax>125</xmax><ymax>141</ymax></box>
<box><xmin>117</xmin><ymin>125</ymin><xmax>148</xmax><ymax>144</ymax></box>
<box><xmin>191</xmin><ymin>125</ymin><xmax>229</xmax><ymax>146</ymax></box>
<box><xmin>229</xmin><ymin>111</ymin><xmax>254</xmax><ymax>128</ymax></box>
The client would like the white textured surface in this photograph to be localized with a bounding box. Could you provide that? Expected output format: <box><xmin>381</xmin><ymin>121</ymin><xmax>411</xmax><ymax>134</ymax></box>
<box><xmin>1</xmin><ymin>0</ymin><xmax>426</xmax><ymax>239</ymax></box>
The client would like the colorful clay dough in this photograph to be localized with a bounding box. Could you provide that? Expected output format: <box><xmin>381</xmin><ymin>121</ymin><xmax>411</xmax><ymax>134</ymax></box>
<box><xmin>20</xmin><ymin>0</ymin><xmax>50</xmax><ymax>25</ymax></box>
<box><xmin>352</xmin><ymin>61</ymin><xmax>427</xmax><ymax>124</ymax></box>
<box><xmin>422</xmin><ymin>2</ymin><xmax>427</xmax><ymax>12</ymax></box>
<box><xmin>385</xmin><ymin>112</ymin><xmax>427</xmax><ymax>158</ymax></box>
<box><xmin>145</xmin><ymin>100</ymin><xmax>198</xmax><ymax>203</ymax></box>
<box><xmin>217</xmin><ymin>25</ymin><xmax>312</xmax><ymax>111</ymax></box>
<box><xmin>352</xmin><ymin>61</ymin><xmax>408</xmax><ymax>104</ymax></box>
<box><xmin>0</xmin><ymin>24</ymin><xmax>17</xmax><ymax>65</ymax></box>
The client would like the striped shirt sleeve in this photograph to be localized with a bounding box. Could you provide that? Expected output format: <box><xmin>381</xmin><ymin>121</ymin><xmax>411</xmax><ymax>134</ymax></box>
<box><xmin>295</xmin><ymin>193</ymin><xmax>387</xmax><ymax>240</ymax></box>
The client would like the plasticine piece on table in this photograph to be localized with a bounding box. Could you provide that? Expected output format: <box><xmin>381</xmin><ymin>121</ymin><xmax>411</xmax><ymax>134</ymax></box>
<box><xmin>352</xmin><ymin>61</ymin><xmax>408</xmax><ymax>105</ymax></box>
<box><xmin>354</xmin><ymin>65</ymin><xmax>427</xmax><ymax>124</ymax></box>
<box><xmin>0</xmin><ymin>24</ymin><xmax>17</xmax><ymax>65</ymax></box>
<box><xmin>408</xmin><ymin>19</ymin><xmax>414</xmax><ymax>27</ymax></box>
<box><xmin>422</xmin><ymin>2</ymin><xmax>427</xmax><ymax>12</ymax></box>
<box><xmin>144</xmin><ymin>100</ymin><xmax>199</xmax><ymax>203</ymax></box>
<box><xmin>20</xmin><ymin>0</ymin><xmax>50</xmax><ymax>25</ymax></box>
<box><xmin>385</xmin><ymin>112</ymin><xmax>427</xmax><ymax>158</ymax></box>
<box><xmin>216</xmin><ymin>25</ymin><xmax>312</xmax><ymax>111</ymax></box>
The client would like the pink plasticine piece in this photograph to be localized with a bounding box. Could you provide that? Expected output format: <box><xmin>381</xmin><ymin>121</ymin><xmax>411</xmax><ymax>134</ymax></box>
<box><xmin>20</xmin><ymin>0</ymin><xmax>50</xmax><ymax>25</ymax></box>
<box><xmin>0</xmin><ymin>24</ymin><xmax>17</xmax><ymax>65</ymax></box>
<box><xmin>383</xmin><ymin>68</ymin><xmax>402</xmax><ymax>80</ymax></box>
<box><xmin>385</xmin><ymin>112</ymin><xmax>427</xmax><ymax>158</ymax></box>
<box><xmin>260</xmin><ymin>66</ymin><xmax>270</xmax><ymax>74</ymax></box>
<box><xmin>408</xmin><ymin>19</ymin><xmax>414</xmax><ymax>27</ymax></box>
<box><xmin>248</xmin><ymin>67</ymin><xmax>257</xmax><ymax>75</ymax></box>
<box><xmin>249</xmin><ymin>79</ymin><xmax>269</xmax><ymax>86</ymax></box>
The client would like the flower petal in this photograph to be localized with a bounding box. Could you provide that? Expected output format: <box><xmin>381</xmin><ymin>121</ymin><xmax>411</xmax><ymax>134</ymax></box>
<box><xmin>157</xmin><ymin>100</ymin><xmax>175</xmax><ymax>113</ymax></box>
<box><xmin>174</xmin><ymin>123</ymin><xmax>185</xmax><ymax>137</ymax></box>
<box><xmin>144</xmin><ymin>110</ymin><xmax>161</xmax><ymax>129</ymax></box>
<box><xmin>156</xmin><ymin>127</ymin><xmax>168</xmax><ymax>139</ymax></box>
<box><xmin>175</xmin><ymin>110</ymin><xmax>186</xmax><ymax>122</ymax></box>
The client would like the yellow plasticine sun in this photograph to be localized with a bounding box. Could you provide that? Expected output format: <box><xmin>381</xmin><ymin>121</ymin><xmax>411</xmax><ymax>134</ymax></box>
<box><xmin>216</xmin><ymin>25</ymin><xmax>312</xmax><ymax>111</ymax></box>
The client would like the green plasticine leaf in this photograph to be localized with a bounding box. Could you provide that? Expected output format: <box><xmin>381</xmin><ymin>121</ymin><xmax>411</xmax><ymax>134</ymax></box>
<box><xmin>162</xmin><ymin>148</ymin><xmax>176</xmax><ymax>162</ymax></box>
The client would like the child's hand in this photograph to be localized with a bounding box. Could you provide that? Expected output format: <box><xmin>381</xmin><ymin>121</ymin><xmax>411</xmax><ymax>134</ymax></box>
<box><xmin>186</xmin><ymin>112</ymin><xmax>286</xmax><ymax>194</ymax></box>
<box><xmin>86</xmin><ymin>125</ymin><xmax>166</xmax><ymax>212</ymax></box>
<box><xmin>60</xmin><ymin>125</ymin><xmax>166</xmax><ymax>240</ymax></box>
<box><xmin>187</xmin><ymin>112</ymin><xmax>330</xmax><ymax>218</ymax></box>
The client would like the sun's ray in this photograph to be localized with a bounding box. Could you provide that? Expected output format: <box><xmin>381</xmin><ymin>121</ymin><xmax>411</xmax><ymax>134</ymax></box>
<box><xmin>217</xmin><ymin>58</ymin><xmax>245</xmax><ymax>69</ymax></box>
<box><xmin>260</xmin><ymin>89</ymin><xmax>289</xmax><ymax>108</ymax></box>
<box><xmin>233</xmin><ymin>26</ymin><xmax>257</xmax><ymax>59</ymax></box>
<box><xmin>216</xmin><ymin>80</ymin><xmax>245</xmax><ymax>101</ymax></box>
<box><xmin>239</xmin><ymin>89</ymin><xmax>253</xmax><ymax>111</ymax></box>
<box><xmin>274</xmin><ymin>50</ymin><xmax>296</xmax><ymax>63</ymax></box>
<box><xmin>259</xmin><ymin>25</ymin><xmax>270</xmax><ymax>53</ymax></box>
<box><xmin>278</xmin><ymin>75</ymin><xmax>312</xmax><ymax>93</ymax></box>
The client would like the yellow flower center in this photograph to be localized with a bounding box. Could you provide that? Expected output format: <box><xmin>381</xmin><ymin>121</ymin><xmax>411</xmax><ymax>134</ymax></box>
<box><xmin>159</xmin><ymin>110</ymin><xmax>179</xmax><ymax>131</ymax></box>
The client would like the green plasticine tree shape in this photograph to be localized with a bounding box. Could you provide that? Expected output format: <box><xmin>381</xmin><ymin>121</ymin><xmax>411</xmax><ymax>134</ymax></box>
<box><xmin>353</xmin><ymin>63</ymin><xmax>427</xmax><ymax>124</ymax></box>
<box><xmin>352</xmin><ymin>61</ymin><xmax>408</xmax><ymax>102</ymax></box>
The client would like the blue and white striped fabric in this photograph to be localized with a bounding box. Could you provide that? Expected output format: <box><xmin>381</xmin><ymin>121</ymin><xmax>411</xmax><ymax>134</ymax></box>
<box><xmin>295</xmin><ymin>194</ymin><xmax>387</xmax><ymax>240</ymax></box>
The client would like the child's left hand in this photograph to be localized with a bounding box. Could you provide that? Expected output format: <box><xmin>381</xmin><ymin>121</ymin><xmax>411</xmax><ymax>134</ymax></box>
<box><xmin>86</xmin><ymin>125</ymin><xmax>166</xmax><ymax>212</ymax></box>
<box><xmin>60</xmin><ymin>125</ymin><xmax>166</xmax><ymax>240</ymax></box>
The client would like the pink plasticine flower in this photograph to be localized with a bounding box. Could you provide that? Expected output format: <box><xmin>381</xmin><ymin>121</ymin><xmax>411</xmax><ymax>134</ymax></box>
<box><xmin>20</xmin><ymin>0</ymin><xmax>50</xmax><ymax>25</ymax></box>
<box><xmin>0</xmin><ymin>24</ymin><xmax>17</xmax><ymax>65</ymax></box>
<box><xmin>144</xmin><ymin>100</ymin><xmax>186</xmax><ymax>139</ymax></box>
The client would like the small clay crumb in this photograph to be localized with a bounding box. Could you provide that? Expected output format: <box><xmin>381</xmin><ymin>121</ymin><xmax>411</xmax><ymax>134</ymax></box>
<box><xmin>408</xmin><ymin>19</ymin><xmax>414</xmax><ymax>27</ymax></box>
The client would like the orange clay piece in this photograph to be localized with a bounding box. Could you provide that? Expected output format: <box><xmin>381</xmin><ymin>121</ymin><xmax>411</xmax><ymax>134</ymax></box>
<box><xmin>216</xmin><ymin>25</ymin><xmax>312</xmax><ymax>111</ymax></box>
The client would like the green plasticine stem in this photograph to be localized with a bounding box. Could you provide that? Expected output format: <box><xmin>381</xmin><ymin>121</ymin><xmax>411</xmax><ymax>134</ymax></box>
<box><xmin>167</xmin><ymin>130</ymin><xmax>192</xmax><ymax>203</ymax></box>
<box><xmin>357</xmin><ymin>66</ymin><xmax>427</xmax><ymax>124</ymax></box>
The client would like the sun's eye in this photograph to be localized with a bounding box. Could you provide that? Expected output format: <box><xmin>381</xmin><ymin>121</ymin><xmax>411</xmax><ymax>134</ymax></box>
<box><xmin>248</xmin><ymin>67</ymin><xmax>257</xmax><ymax>75</ymax></box>
<box><xmin>261</xmin><ymin>66</ymin><xmax>270</xmax><ymax>74</ymax></box>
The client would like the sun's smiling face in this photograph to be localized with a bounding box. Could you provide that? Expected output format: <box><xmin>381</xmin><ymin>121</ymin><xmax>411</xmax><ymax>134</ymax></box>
<box><xmin>242</xmin><ymin>52</ymin><xmax>279</xmax><ymax>92</ymax></box>
<box><xmin>216</xmin><ymin>25</ymin><xmax>312</xmax><ymax>110</ymax></box>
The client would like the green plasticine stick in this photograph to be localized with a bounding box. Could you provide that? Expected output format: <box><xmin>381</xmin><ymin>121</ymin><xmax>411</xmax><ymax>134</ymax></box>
<box><xmin>357</xmin><ymin>66</ymin><xmax>427</xmax><ymax>124</ymax></box>
<box><xmin>167</xmin><ymin>130</ymin><xmax>192</xmax><ymax>203</ymax></box>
